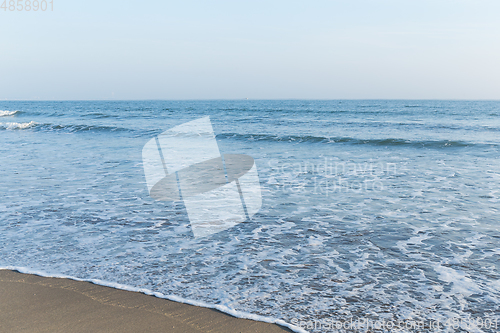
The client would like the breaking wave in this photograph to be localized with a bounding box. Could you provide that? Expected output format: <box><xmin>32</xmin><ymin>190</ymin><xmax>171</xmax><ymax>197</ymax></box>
<box><xmin>0</xmin><ymin>121</ymin><xmax>37</xmax><ymax>130</ymax></box>
<box><xmin>0</xmin><ymin>110</ymin><xmax>20</xmax><ymax>117</ymax></box>
<box><xmin>217</xmin><ymin>133</ymin><xmax>490</xmax><ymax>148</ymax></box>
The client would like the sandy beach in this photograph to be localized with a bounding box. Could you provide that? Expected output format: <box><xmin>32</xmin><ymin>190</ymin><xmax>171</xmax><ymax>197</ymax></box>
<box><xmin>0</xmin><ymin>270</ymin><xmax>292</xmax><ymax>333</ymax></box>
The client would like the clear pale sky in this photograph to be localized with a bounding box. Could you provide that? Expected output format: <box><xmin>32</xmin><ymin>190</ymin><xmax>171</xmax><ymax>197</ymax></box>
<box><xmin>1</xmin><ymin>0</ymin><xmax>499</xmax><ymax>100</ymax></box>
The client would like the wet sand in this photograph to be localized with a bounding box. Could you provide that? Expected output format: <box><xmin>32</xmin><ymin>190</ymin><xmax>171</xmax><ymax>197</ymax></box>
<box><xmin>0</xmin><ymin>270</ymin><xmax>293</xmax><ymax>333</ymax></box>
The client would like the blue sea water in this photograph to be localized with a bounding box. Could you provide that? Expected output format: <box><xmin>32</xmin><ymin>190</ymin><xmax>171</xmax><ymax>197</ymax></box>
<box><xmin>1</xmin><ymin>100</ymin><xmax>499</xmax><ymax>332</ymax></box>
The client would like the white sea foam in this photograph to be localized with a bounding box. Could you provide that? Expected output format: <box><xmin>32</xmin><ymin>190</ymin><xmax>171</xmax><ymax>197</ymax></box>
<box><xmin>490</xmin><ymin>279</ymin><xmax>500</xmax><ymax>293</ymax></box>
<box><xmin>0</xmin><ymin>266</ymin><xmax>307</xmax><ymax>333</ymax></box>
<box><xmin>433</xmin><ymin>265</ymin><xmax>483</xmax><ymax>297</ymax></box>
<box><xmin>0</xmin><ymin>110</ymin><xmax>19</xmax><ymax>117</ymax></box>
<box><xmin>0</xmin><ymin>121</ymin><xmax>36</xmax><ymax>130</ymax></box>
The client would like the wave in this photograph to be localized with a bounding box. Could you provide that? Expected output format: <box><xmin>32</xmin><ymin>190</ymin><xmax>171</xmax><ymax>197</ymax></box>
<box><xmin>0</xmin><ymin>110</ymin><xmax>20</xmax><ymax>117</ymax></box>
<box><xmin>0</xmin><ymin>121</ymin><xmax>37</xmax><ymax>130</ymax></box>
<box><xmin>36</xmin><ymin>123</ymin><xmax>132</xmax><ymax>133</ymax></box>
<box><xmin>80</xmin><ymin>112</ymin><xmax>115</xmax><ymax>119</ymax></box>
<box><xmin>217</xmin><ymin>133</ymin><xmax>493</xmax><ymax>148</ymax></box>
<box><xmin>0</xmin><ymin>121</ymin><xmax>135</xmax><ymax>133</ymax></box>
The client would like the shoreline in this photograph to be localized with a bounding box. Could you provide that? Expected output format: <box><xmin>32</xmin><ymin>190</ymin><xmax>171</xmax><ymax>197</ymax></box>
<box><xmin>0</xmin><ymin>269</ymin><xmax>298</xmax><ymax>333</ymax></box>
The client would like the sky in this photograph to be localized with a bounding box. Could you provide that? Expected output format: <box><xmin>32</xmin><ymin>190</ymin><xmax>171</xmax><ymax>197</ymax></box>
<box><xmin>1</xmin><ymin>0</ymin><xmax>499</xmax><ymax>100</ymax></box>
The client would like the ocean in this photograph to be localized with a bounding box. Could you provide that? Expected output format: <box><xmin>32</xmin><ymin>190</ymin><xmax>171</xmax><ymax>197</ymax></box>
<box><xmin>1</xmin><ymin>100</ymin><xmax>499</xmax><ymax>332</ymax></box>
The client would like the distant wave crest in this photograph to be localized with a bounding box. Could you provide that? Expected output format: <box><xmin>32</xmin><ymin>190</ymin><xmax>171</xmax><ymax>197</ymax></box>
<box><xmin>217</xmin><ymin>133</ymin><xmax>485</xmax><ymax>148</ymax></box>
<box><xmin>0</xmin><ymin>121</ymin><xmax>37</xmax><ymax>130</ymax></box>
<box><xmin>37</xmin><ymin>123</ymin><xmax>133</xmax><ymax>133</ymax></box>
<box><xmin>0</xmin><ymin>121</ymin><xmax>134</xmax><ymax>133</ymax></box>
<box><xmin>0</xmin><ymin>110</ymin><xmax>20</xmax><ymax>117</ymax></box>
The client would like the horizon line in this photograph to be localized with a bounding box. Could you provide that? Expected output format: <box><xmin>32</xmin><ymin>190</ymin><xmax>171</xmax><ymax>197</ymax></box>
<box><xmin>2</xmin><ymin>98</ymin><xmax>500</xmax><ymax>102</ymax></box>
